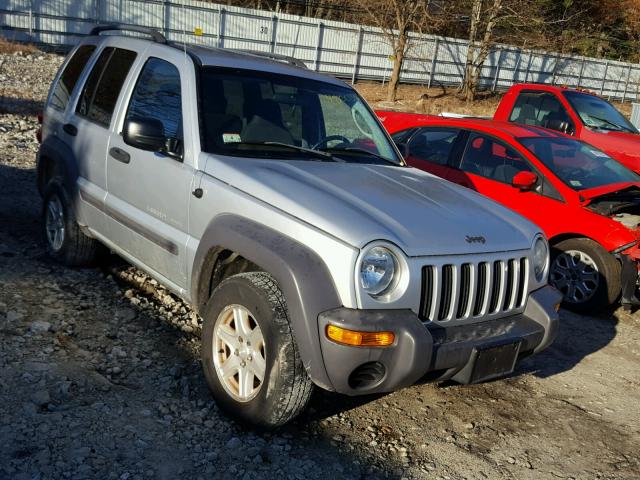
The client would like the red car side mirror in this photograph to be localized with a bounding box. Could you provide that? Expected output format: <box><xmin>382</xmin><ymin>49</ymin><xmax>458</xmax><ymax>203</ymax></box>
<box><xmin>512</xmin><ymin>171</ymin><xmax>538</xmax><ymax>191</ymax></box>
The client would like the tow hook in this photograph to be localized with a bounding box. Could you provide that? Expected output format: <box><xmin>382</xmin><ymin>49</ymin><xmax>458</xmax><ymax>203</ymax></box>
<box><xmin>615</xmin><ymin>253</ymin><xmax>640</xmax><ymax>311</ymax></box>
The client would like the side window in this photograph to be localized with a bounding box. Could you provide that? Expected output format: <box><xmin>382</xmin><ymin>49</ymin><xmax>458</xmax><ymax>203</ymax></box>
<box><xmin>509</xmin><ymin>92</ymin><xmax>571</xmax><ymax>131</ymax></box>
<box><xmin>126</xmin><ymin>58</ymin><xmax>182</xmax><ymax>141</ymax></box>
<box><xmin>76</xmin><ymin>47</ymin><xmax>137</xmax><ymax>127</ymax></box>
<box><xmin>50</xmin><ymin>45</ymin><xmax>96</xmax><ymax>111</ymax></box>
<box><xmin>460</xmin><ymin>133</ymin><xmax>533</xmax><ymax>185</ymax></box>
<box><xmin>407</xmin><ymin>128</ymin><xmax>460</xmax><ymax>166</ymax></box>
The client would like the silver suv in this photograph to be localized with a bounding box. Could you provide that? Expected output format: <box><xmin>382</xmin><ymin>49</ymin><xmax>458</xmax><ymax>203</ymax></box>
<box><xmin>37</xmin><ymin>25</ymin><xmax>561</xmax><ymax>427</ymax></box>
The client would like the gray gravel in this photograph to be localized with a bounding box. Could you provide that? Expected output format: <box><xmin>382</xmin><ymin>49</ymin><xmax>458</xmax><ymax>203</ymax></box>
<box><xmin>1</xmin><ymin>48</ymin><xmax>640</xmax><ymax>480</ymax></box>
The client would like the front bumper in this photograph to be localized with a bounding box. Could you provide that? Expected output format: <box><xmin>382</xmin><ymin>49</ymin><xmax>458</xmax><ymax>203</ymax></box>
<box><xmin>317</xmin><ymin>285</ymin><xmax>561</xmax><ymax>395</ymax></box>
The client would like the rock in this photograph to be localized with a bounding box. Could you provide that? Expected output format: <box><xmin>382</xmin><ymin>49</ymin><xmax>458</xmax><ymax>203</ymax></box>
<box><xmin>30</xmin><ymin>320</ymin><xmax>51</xmax><ymax>333</ymax></box>
<box><xmin>30</xmin><ymin>389</ymin><xmax>50</xmax><ymax>406</ymax></box>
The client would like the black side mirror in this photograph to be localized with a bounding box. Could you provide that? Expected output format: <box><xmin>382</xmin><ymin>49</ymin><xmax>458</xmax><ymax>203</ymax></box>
<box><xmin>123</xmin><ymin>117</ymin><xmax>166</xmax><ymax>152</ymax></box>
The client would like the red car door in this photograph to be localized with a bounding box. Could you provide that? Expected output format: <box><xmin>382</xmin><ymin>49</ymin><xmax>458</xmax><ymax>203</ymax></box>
<box><xmin>449</xmin><ymin>132</ymin><xmax>568</xmax><ymax>231</ymax></box>
<box><xmin>400</xmin><ymin>128</ymin><xmax>463</xmax><ymax>181</ymax></box>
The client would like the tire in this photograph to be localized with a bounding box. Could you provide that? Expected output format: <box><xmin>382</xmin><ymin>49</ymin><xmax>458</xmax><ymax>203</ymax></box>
<box><xmin>201</xmin><ymin>272</ymin><xmax>314</xmax><ymax>428</ymax></box>
<box><xmin>42</xmin><ymin>181</ymin><xmax>98</xmax><ymax>267</ymax></box>
<box><xmin>550</xmin><ymin>238</ymin><xmax>621</xmax><ymax>312</ymax></box>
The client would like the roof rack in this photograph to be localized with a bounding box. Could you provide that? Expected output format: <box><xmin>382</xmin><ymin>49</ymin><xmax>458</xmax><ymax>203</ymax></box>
<box><xmin>227</xmin><ymin>49</ymin><xmax>308</xmax><ymax>69</ymax></box>
<box><xmin>89</xmin><ymin>24</ymin><xmax>167</xmax><ymax>44</ymax></box>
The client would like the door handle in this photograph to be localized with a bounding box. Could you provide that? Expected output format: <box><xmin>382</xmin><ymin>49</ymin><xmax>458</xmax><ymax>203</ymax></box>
<box><xmin>62</xmin><ymin>123</ymin><xmax>77</xmax><ymax>136</ymax></box>
<box><xmin>109</xmin><ymin>147</ymin><xmax>131</xmax><ymax>164</ymax></box>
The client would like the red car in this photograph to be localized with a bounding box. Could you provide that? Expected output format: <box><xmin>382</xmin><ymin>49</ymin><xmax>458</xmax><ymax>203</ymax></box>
<box><xmin>494</xmin><ymin>84</ymin><xmax>640</xmax><ymax>174</ymax></box>
<box><xmin>378</xmin><ymin>111</ymin><xmax>640</xmax><ymax>311</ymax></box>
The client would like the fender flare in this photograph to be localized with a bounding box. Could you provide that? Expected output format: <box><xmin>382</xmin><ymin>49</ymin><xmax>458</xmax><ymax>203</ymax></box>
<box><xmin>191</xmin><ymin>214</ymin><xmax>343</xmax><ymax>391</ymax></box>
<box><xmin>37</xmin><ymin>136</ymin><xmax>79</xmax><ymax>195</ymax></box>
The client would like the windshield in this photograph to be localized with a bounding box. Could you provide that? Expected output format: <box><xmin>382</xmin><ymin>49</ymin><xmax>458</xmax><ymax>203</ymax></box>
<box><xmin>563</xmin><ymin>91</ymin><xmax>638</xmax><ymax>133</ymax></box>
<box><xmin>519</xmin><ymin>137</ymin><xmax>639</xmax><ymax>191</ymax></box>
<box><xmin>199</xmin><ymin>67</ymin><xmax>401</xmax><ymax>165</ymax></box>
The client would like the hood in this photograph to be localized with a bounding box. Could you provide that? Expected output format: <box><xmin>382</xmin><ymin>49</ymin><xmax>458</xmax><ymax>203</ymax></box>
<box><xmin>585</xmin><ymin>130</ymin><xmax>640</xmax><ymax>172</ymax></box>
<box><xmin>580</xmin><ymin>182</ymin><xmax>640</xmax><ymax>201</ymax></box>
<box><xmin>204</xmin><ymin>156</ymin><xmax>539</xmax><ymax>257</ymax></box>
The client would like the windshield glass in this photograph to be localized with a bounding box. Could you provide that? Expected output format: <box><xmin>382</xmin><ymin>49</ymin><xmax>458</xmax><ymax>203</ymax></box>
<box><xmin>199</xmin><ymin>67</ymin><xmax>400</xmax><ymax>164</ymax></box>
<box><xmin>519</xmin><ymin>137</ymin><xmax>639</xmax><ymax>191</ymax></box>
<box><xmin>563</xmin><ymin>91</ymin><xmax>638</xmax><ymax>133</ymax></box>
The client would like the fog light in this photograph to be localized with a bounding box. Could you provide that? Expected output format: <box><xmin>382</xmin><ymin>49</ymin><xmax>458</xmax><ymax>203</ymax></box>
<box><xmin>326</xmin><ymin>325</ymin><xmax>395</xmax><ymax>347</ymax></box>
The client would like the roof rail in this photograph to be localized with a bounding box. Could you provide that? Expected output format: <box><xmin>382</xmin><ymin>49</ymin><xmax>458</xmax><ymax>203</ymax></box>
<box><xmin>89</xmin><ymin>24</ymin><xmax>167</xmax><ymax>44</ymax></box>
<box><xmin>227</xmin><ymin>49</ymin><xmax>308</xmax><ymax>69</ymax></box>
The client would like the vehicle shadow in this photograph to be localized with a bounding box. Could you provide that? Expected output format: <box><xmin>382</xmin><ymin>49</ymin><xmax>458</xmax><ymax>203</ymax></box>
<box><xmin>0</xmin><ymin>95</ymin><xmax>44</xmax><ymax>115</ymax></box>
<box><xmin>518</xmin><ymin>308</ymin><xmax>618</xmax><ymax>378</ymax></box>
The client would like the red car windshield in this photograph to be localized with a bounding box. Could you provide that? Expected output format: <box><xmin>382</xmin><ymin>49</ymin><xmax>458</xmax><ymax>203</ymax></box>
<box><xmin>519</xmin><ymin>137</ymin><xmax>639</xmax><ymax>191</ymax></box>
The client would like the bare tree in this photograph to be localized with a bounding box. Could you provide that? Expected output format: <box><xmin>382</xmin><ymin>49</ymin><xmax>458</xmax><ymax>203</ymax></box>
<box><xmin>356</xmin><ymin>0</ymin><xmax>434</xmax><ymax>102</ymax></box>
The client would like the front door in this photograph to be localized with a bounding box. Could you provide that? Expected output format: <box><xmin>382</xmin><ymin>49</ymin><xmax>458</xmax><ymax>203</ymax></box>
<box><xmin>105</xmin><ymin>54</ymin><xmax>195</xmax><ymax>291</ymax></box>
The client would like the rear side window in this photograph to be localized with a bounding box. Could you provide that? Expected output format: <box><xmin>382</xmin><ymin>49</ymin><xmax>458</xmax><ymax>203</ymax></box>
<box><xmin>407</xmin><ymin>128</ymin><xmax>460</xmax><ymax>166</ymax></box>
<box><xmin>50</xmin><ymin>45</ymin><xmax>96</xmax><ymax>111</ymax></box>
<box><xmin>125</xmin><ymin>58</ymin><xmax>182</xmax><ymax>140</ymax></box>
<box><xmin>77</xmin><ymin>47</ymin><xmax>137</xmax><ymax>127</ymax></box>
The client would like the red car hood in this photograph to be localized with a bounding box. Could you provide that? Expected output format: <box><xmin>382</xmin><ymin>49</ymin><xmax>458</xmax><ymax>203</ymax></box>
<box><xmin>585</xmin><ymin>130</ymin><xmax>640</xmax><ymax>172</ymax></box>
<box><xmin>580</xmin><ymin>182</ymin><xmax>640</xmax><ymax>201</ymax></box>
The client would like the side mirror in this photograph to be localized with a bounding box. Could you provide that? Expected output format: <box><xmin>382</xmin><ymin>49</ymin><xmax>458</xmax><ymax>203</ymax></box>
<box><xmin>512</xmin><ymin>171</ymin><xmax>538</xmax><ymax>191</ymax></box>
<box><xmin>123</xmin><ymin>117</ymin><xmax>166</xmax><ymax>152</ymax></box>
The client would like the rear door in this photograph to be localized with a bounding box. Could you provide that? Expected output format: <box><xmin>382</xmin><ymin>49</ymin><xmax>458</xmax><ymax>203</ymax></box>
<box><xmin>65</xmin><ymin>45</ymin><xmax>138</xmax><ymax>232</ymax></box>
<box><xmin>401</xmin><ymin>127</ymin><xmax>464</xmax><ymax>180</ymax></box>
<box><xmin>105</xmin><ymin>50</ymin><xmax>195</xmax><ymax>291</ymax></box>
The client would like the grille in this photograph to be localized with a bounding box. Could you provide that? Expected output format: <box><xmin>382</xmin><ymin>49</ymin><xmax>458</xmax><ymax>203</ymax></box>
<box><xmin>419</xmin><ymin>257</ymin><xmax>529</xmax><ymax>322</ymax></box>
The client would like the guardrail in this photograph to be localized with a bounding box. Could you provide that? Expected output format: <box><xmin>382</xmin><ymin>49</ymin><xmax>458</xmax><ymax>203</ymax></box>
<box><xmin>1</xmin><ymin>0</ymin><xmax>639</xmax><ymax>102</ymax></box>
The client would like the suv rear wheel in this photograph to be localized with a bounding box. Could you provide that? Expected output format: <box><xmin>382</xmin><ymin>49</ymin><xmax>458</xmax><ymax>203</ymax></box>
<box><xmin>201</xmin><ymin>272</ymin><xmax>314</xmax><ymax>427</ymax></box>
<box><xmin>42</xmin><ymin>181</ymin><xmax>99</xmax><ymax>266</ymax></box>
<box><xmin>550</xmin><ymin>238</ymin><xmax>621</xmax><ymax>312</ymax></box>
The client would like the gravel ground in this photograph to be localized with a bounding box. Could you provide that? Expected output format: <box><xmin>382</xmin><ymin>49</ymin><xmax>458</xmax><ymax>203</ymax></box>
<box><xmin>1</xmin><ymin>49</ymin><xmax>640</xmax><ymax>480</ymax></box>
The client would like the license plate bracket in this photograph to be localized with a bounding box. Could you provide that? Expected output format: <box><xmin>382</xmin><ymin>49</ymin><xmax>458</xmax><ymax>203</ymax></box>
<box><xmin>469</xmin><ymin>340</ymin><xmax>522</xmax><ymax>384</ymax></box>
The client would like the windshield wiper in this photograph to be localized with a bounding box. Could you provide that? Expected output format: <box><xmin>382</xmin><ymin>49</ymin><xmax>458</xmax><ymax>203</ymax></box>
<box><xmin>228</xmin><ymin>141</ymin><xmax>338</xmax><ymax>161</ymax></box>
<box><xmin>321</xmin><ymin>146</ymin><xmax>399</xmax><ymax>165</ymax></box>
<box><xmin>587</xmin><ymin>115</ymin><xmax>635</xmax><ymax>133</ymax></box>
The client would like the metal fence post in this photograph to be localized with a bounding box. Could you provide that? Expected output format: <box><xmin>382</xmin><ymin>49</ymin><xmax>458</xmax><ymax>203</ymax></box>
<box><xmin>492</xmin><ymin>49</ymin><xmax>503</xmax><ymax>91</ymax></box>
<box><xmin>218</xmin><ymin>8</ymin><xmax>225</xmax><ymax>48</ymax></box>
<box><xmin>351</xmin><ymin>27</ymin><xmax>363</xmax><ymax>84</ymax></box>
<box><xmin>512</xmin><ymin>49</ymin><xmax>522</xmax><ymax>83</ymax></box>
<box><xmin>428</xmin><ymin>38</ymin><xmax>439</xmax><ymax>89</ymax></box>
<box><xmin>523</xmin><ymin>52</ymin><xmax>532</xmax><ymax>83</ymax></box>
<box><xmin>576</xmin><ymin>58</ymin><xmax>585</xmax><ymax>88</ymax></box>
<box><xmin>163</xmin><ymin>0</ymin><xmax>170</xmax><ymax>41</ymax></box>
<box><xmin>270</xmin><ymin>14</ymin><xmax>278</xmax><ymax>53</ymax></box>
<box><xmin>28</xmin><ymin>8</ymin><xmax>33</xmax><ymax>37</ymax></box>
<box><xmin>550</xmin><ymin>54</ymin><xmax>560</xmax><ymax>84</ymax></box>
<box><xmin>314</xmin><ymin>22</ymin><xmax>323</xmax><ymax>71</ymax></box>
<box><xmin>623</xmin><ymin>65</ymin><xmax>632</xmax><ymax>102</ymax></box>
<box><xmin>600</xmin><ymin>60</ymin><xmax>609</xmax><ymax>95</ymax></box>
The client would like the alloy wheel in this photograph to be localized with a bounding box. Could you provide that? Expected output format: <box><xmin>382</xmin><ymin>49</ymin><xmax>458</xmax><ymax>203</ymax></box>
<box><xmin>550</xmin><ymin>249</ymin><xmax>599</xmax><ymax>304</ymax></box>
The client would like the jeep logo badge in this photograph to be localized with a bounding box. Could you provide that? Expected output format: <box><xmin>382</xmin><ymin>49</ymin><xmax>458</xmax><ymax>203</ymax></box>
<box><xmin>465</xmin><ymin>235</ymin><xmax>486</xmax><ymax>244</ymax></box>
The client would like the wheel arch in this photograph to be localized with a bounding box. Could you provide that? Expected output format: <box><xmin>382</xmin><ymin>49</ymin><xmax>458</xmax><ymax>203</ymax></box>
<box><xmin>191</xmin><ymin>214</ymin><xmax>342</xmax><ymax>391</ymax></box>
<box><xmin>37</xmin><ymin>136</ymin><xmax>79</xmax><ymax>195</ymax></box>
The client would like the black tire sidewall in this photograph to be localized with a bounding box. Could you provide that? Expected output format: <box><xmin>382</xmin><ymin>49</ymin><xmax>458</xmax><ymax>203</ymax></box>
<box><xmin>551</xmin><ymin>238</ymin><xmax>621</xmax><ymax>312</ymax></box>
<box><xmin>201</xmin><ymin>274</ymin><xmax>296</xmax><ymax>427</ymax></box>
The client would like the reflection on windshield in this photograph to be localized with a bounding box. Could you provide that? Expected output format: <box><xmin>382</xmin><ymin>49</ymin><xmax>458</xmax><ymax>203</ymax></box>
<box><xmin>563</xmin><ymin>91</ymin><xmax>639</xmax><ymax>133</ymax></box>
<box><xmin>520</xmin><ymin>137</ymin><xmax>639</xmax><ymax>190</ymax></box>
<box><xmin>199</xmin><ymin>67</ymin><xmax>400</xmax><ymax>165</ymax></box>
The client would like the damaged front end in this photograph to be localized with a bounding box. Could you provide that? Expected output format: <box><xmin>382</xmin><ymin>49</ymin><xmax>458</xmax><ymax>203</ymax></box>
<box><xmin>585</xmin><ymin>185</ymin><xmax>640</xmax><ymax>309</ymax></box>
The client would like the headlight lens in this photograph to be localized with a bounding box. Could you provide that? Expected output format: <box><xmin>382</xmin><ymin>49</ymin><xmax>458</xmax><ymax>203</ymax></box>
<box><xmin>533</xmin><ymin>236</ymin><xmax>549</xmax><ymax>282</ymax></box>
<box><xmin>360</xmin><ymin>246</ymin><xmax>397</xmax><ymax>296</ymax></box>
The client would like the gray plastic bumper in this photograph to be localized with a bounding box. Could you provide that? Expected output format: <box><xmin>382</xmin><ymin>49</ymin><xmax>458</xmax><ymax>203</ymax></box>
<box><xmin>317</xmin><ymin>285</ymin><xmax>561</xmax><ymax>395</ymax></box>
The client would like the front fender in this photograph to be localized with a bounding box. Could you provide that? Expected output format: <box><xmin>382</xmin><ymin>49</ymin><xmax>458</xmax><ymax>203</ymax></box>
<box><xmin>191</xmin><ymin>214</ymin><xmax>343</xmax><ymax>391</ymax></box>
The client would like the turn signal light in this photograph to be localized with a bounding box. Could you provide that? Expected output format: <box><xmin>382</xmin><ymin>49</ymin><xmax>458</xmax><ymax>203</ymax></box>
<box><xmin>326</xmin><ymin>325</ymin><xmax>395</xmax><ymax>347</ymax></box>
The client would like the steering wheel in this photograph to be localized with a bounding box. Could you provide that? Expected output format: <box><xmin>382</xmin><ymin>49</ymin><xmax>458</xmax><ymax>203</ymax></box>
<box><xmin>312</xmin><ymin>135</ymin><xmax>350</xmax><ymax>150</ymax></box>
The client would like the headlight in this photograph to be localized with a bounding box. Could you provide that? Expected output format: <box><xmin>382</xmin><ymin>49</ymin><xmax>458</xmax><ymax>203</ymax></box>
<box><xmin>359</xmin><ymin>246</ymin><xmax>397</xmax><ymax>296</ymax></box>
<box><xmin>533</xmin><ymin>235</ymin><xmax>549</xmax><ymax>282</ymax></box>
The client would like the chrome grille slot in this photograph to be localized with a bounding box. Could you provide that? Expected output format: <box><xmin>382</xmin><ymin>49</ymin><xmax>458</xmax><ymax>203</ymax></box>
<box><xmin>419</xmin><ymin>255</ymin><xmax>529</xmax><ymax>323</ymax></box>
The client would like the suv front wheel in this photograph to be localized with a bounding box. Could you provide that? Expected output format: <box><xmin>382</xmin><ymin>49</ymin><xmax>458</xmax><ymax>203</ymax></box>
<box><xmin>201</xmin><ymin>272</ymin><xmax>314</xmax><ymax>427</ymax></box>
<box><xmin>42</xmin><ymin>181</ymin><xmax>99</xmax><ymax>266</ymax></box>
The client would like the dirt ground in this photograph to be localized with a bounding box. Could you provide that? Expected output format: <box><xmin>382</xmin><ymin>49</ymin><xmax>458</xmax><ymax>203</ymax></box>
<box><xmin>1</xmin><ymin>50</ymin><xmax>640</xmax><ymax>480</ymax></box>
